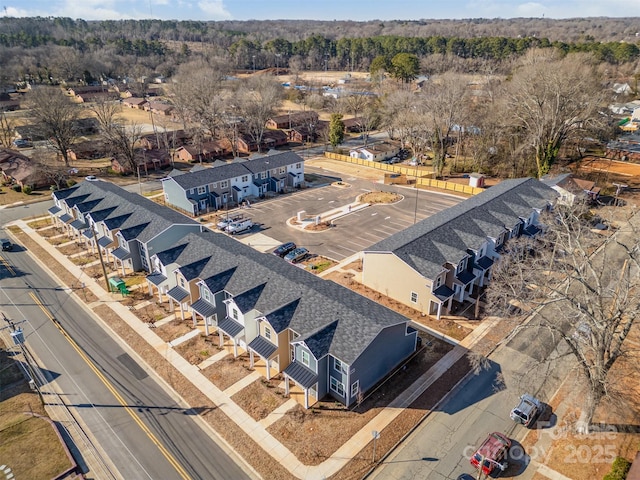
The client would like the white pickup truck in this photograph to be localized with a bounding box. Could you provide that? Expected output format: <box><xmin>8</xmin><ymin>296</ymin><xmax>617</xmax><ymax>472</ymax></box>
<box><xmin>225</xmin><ymin>219</ymin><xmax>254</xmax><ymax>235</ymax></box>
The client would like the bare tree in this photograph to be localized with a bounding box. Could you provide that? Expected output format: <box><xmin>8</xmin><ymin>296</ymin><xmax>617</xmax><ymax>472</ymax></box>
<box><xmin>104</xmin><ymin>123</ymin><xmax>144</xmax><ymax>174</ymax></box>
<box><xmin>505</xmin><ymin>50</ymin><xmax>605</xmax><ymax>178</ymax></box>
<box><xmin>416</xmin><ymin>72</ymin><xmax>470</xmax><ymax>177</ymax></box>
<box><xmin>170</xmin><ymin>58</ymin><xmax>230</xmax><ymax>138</ymax></box>
<box><xmin>0</xmin><ymin>110</ymin><xmax>15</xmax><ymax>148</ymax></box>
<box><xmin>486</xmin><ymin>203</ymin><xmax>640</xmax><ymax>428</ymax></box>
<box><xmin>237</xmin><ymin>76</ymin><xmax>282</xmax><ymax>152</ymax></box>
<box><xmin>26</xmin><ymin>86</ymin><xmax>80</xmax><ymax>167</ymax></box>
<box><xmin>30</xmin><ymin>148</ymin><xmax>70</xmax><ymax>190</ymax></box>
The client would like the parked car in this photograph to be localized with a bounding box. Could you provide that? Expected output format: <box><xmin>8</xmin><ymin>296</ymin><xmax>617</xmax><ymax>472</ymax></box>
<box><xmin>389</xmin><ymin>156</ymin><xmax>401</xmax><ymax>164</ymax></box>
<box><xmin>1</xmin><ymin>239</ymin><xmax>13</xmax><ymax>251</ymax></box>
<box><xmin>273</xmin><ymin>242</ymin><xmax>297</xmax><ymax>258</ymax></box>
<box><xmin>470</xmin><ymin>432</ymin><xmax>510</xmax><ymax>476</ymax></box>
<box><xmin>226</xmin><ymin>219</ymin><xmax>253</xmax><ymax>235</ymax></box>
<box><xmin>12</xmin><ymin>139</ymin><xmax>32</xmax><ymax>149</ymax></box>
<box><xmin>284</xmin><ymin>247</ymin><xmax>309</xmax><ymax>264</ymax></box>
<box><xmin>510</xmin><ymin>393</ymin><xmax>542</xmax><ymax>427</ymax></box>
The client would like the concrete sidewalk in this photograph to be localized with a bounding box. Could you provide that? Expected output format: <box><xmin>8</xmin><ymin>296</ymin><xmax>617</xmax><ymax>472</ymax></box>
<box><xmin>11</xmin><ymin>216</ymin><xmax>498</xmax><ymax>480</ymax></box>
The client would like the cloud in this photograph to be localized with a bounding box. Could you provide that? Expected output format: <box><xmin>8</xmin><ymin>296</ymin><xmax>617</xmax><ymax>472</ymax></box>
<box><xmin>197</xmin><ymin>0</ymin><xmax>232</xmax><ymax>19</ymax></box>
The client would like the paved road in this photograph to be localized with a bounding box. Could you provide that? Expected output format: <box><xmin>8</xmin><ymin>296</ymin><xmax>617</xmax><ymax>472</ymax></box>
<box><xmin>368</xmin><ymin>329</ymin><xmax>571</xmax><ymax>480</ymax></box>
<box><xmin>235</xmin><ymin>166</ymin><xmax>464</xmax><ymax>260</ymax></box>
<box><xmin>0</xmin><ymin>247</ymin><xmax>253</xmax><ymax>480</ymax></box>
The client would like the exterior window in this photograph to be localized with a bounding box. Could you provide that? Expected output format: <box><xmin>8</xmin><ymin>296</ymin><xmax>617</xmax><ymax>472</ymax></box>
<box><xmin>279</xmin><ymin>167</ymin><xmax>286</xmax><ymax>174</ymax></box>
<box><xmin>254</xmin><ymin>174</ymin><xmax>259</xmax><ymax>180</ymax></box>
<box><xmin>330</xmin><ymin>377</ymin><xmax>345</xmax><ymax>396</ymax></box>
<box><xmin>300</xmin><ymin>349</ymin><xmax>310</xmax><ymax>367</ymax></box>
<box><xmin>220</xmin><ymin>180</ymin><xmax>228</xmax><ymax>189</ymax></box>
<box><xmin>264</xmin><ymin>326</ymin><xmax>272</xmax><ymax>340</ymax></box>
<box><xmin>232</xmin><ymin>308</ymin><xmax>238</xmax><ymax>320</ymax></box>
<box><xmin>179</xmin><ymin>277</ymin><xmax>185</xmax><ymax>288</ymax></box>
<box><xmin>296</xmin><ymin>163</ymin><xmax>302</xmax><ymax>169</ymax></box>
<box><xmin>351</xmin><ymin>381</ymin><xmax>360</xmax><ymax>398</ymax></box>
<box><xmin>203</xmin><ymin>289</ymin><xmax>210</xmax><ymax>302</ymax></box>
<box><xmin>261</xmin><ymin>172</ymin><xmax>267</xmax><ymax>179</ymax></box>
<box><xmin>241</xmin><ymin>175</ymin><xmax>248</xmax><ymax>182</ymax></box>
<box><xmin>435</xmin><ymin>276</ymin><xmax>442</xmax><ymax>288</ymax></box>
<box><xmin>334</xmin><ymin>358</ymin><xmax>347</xmax><ymax>374</ymax></box>
<box><xmin>190</xmin><ymin>188</ymin><xmax>195</xmax><ymax>194</ymax></box>
<box><xmin>210</xmin><ymin>183</ymin><xmax>217</xmax><ymax>189</ymax></box>
<box><xmin>410</xmin><ymin>291</ymin><xmax>418</xmax><ymax>303</ymax></box>
<box><xmin>197</xmin><ymin>186</ymin><xmax>206</xmax><ymax>194</ymax></box>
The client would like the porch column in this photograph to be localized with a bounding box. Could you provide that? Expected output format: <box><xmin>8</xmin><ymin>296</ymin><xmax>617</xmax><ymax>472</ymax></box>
<box><xmin>219</xmin><ymin>331</ymin><xmax>224</xmax><ymax>347</ymax></box>
<box><xmin>204</xmin><ymin>316</ymin><xmax>210</xmax><ymax>336</ymax></box>
<box><xmin>436</xmin><ymin>302</ymin><xmax>442</xmax><ymax>320</ymax></box>
<box><xmin>249</xmin><ymin>350</ymin><xmax>254</xmax><ymax>368</ymax></box>
<box><xmin>120</xmin><ymin>261</ymin><xmax>126</xmax><ymax>277</ymax></box>
<box><xmin>446</xmin><ymin>297</ymin><xmax>453</xmax><ymax>314</ymax></box>
<box><xmin>158</xmin><ymin>288</ymin><xmax>163</xmax><ymax>303</ymax></box>
<box><xmin>179</xmin><ymin>303</ymin><xmax>185</xmax><ymax>321</ymax></box>
<box><xmin>284</xmin><ymin>377</ymin><xmax>290</xmax><ymax>395</ymax></box>
<box><xmin>147</xmin><ymin>282</ymin><xmax>153</xmax><ymax>296</ymax></box>
<box><xmin>265</xmin><ymin>358</ymin><xmax>271</xmax><ymax>380</ymax></box>
<box><xmin>304</xmin><ymin>389</ymin><xmax>309</xmax><ymax>409</ymax></box>
<box><xmin>233</xmin><ymin>340</ymin><xmax>238</xmax><ymax>358</ymax></box>
<box><xmin>191</xmin><ymin>312</ymin><xmax>197</xmax><ymax>328</ymax></box>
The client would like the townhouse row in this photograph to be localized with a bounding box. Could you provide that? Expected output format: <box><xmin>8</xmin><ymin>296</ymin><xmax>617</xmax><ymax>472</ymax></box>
<box><xmin>362</xmin><ymin>178</ymin><xmax>559</xmax><ymax>319</ymax></box>
<box><xmin>162</xmin><ymin>151</ymin><xmax>305</xmax><ymax>216</ymax></box>
<box><xmin>49</xmin><ymin>179</ymin><xmax>418</xmax><ymax>409</ymax></box>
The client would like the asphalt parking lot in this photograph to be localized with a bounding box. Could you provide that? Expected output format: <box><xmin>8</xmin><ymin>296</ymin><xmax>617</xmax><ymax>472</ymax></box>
<box><xmin>237</xmin><ymin>165</ymin><xmax>465</xmax><ymax>261</ymax></box>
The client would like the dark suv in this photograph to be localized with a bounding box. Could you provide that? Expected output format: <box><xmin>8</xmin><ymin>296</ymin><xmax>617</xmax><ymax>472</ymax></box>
<box><xmin>1</xmin><ymin>239</ymin><xmax>13</xmax><ymax>251</ymax></box>
<box><xmin>273</xmin><ymin>242</ymin><xmax>297</xmax><ymax>258</ymax></box>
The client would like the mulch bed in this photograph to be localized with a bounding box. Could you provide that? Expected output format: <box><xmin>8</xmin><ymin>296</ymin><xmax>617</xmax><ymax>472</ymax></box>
<box><xmin>231</xmin><ymin>378</ymin><xmax>289</xmax><ymax>421</ymax></box>
<box><xmin>201</xmin><ymin>353</ymin><xmax>253</xmax><ymax>391</ymax></box>
<box><xmin>173</xmin><ymin>335</ymin><xmax>217</xmax><ymax>365</ymax></box>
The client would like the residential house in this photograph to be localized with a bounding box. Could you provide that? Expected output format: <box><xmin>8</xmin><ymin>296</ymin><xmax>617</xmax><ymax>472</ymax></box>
<box><xmin>362</xmin><ymin>178</ymin><xmax>558</xmax><ymax>319</ymax></box>
<box><xmin>266</xmin><ymin>111</ymin><xmax>319</xmax><ymax>130</ymax></box>
<box><xmin>350</xmin><ymin>143</ymin><xmax>400</xmax><ymax>162</ymax></box>
<box><xmin>234</xmin><ymin>130</ymin><xmax>288</xmax><ymax>154</ymax></box>
<box><xmin>147</xmin><ymin>230</ymin><xmax>418</xmax><ymax>409</ymax></box>
<box><xmin>288</xmin><ymin>121</ymin><xmax>328</xmax><ymax>143</ymax></box>
<box><xmin>175</xmin><ymin>142</ymin><xmax>225</xmax><ymax>163</ymax></box>
<box><xmin>75</xmin><ymin>91</ymin><xmax>119</xmax><ymax>104</ymax></box>
<box><xmin>140</xmin><ymin>130</ymin><xmax>190</xmax><ymax>151</ymax></box>
<box><xmin>49</xmin><ymin>180</ymin><xmax>203</xmax><ymax>275</ymax></box>
<box><xmin>541</xmin><ymin>173</ymin><xmax>600</xmax><ymax>205</ymax></box>
<box><xmin>67</xmin><ymin>86</ymin><xmax>108</xmax><ymax>97</ymax></box>
<box><xmin>111</xmin><ymin>149</ymin><xmax>171</xmax><ymax>175</ymax></box>
<box><xmin>122</xmin><ymin>97</ymin><xmax>148</xmax><ymax>109</ymax></box>
<box><xmin>145</xmin><ymin>101</ymin><xmax>174</xmax><ymax>116</ymax></box>
<box><xmin>343</xmin><ymin>117</ymin><xmax>365</xmax><ymax>133</ymax></box>
<box><xmin>0</xmin><ymin>149</ymin><xmax>48</xmax><ymax>188</ymax></box>
<box><xmin>162</xmin><ymin>151</ymin><xmax>305</xmax><ymax>216</ymax></box>
<box><xmin>0</xmin><ymin>92</ymin><xmax>21</xmax><ymax>111</ymax></box>
<box><xmin>68</xmin><ymin>140</ymin><xmax>108</xmax><ymax>161</ymax></box>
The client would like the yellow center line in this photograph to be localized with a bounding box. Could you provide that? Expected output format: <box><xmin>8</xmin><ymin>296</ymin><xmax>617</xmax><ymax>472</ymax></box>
<box><xmin>29</xmin><ymin>292</ymin><xmax>191</xmax><ymax>480</ymax></box>
<box><xmin>0</xmin><ymin>256</ymin><xmax>16</xmax><ymax>276</ymax></box>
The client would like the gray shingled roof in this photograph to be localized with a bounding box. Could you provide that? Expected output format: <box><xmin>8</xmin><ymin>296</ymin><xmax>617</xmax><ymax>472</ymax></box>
<box><xmin>164</xmin><ymin>151</ymin><xmax>304</xmax><ymax>191</ymax></box>
<box><xmin>154</xmin><ymin>230</ymin><xmax>409</xmax><ymax>364</ymax></box>
<box><xmin>53</xmin><ymin>180</ymin><xmax>198</xmax><ymax>243</ymax></box>
<box><xmin>366</xmin><ymin>178</ymin><xmax>558</xmax><ymax>279</ymax></box>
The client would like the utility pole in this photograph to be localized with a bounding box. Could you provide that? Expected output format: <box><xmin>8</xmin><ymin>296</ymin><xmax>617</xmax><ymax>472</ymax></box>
<box><xmin>91</xmin><ymin>222</ymin><xmax>111</xmax><ymax>292</ymax></box>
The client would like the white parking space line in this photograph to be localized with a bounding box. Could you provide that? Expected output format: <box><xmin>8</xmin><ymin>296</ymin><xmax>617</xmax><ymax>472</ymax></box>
<box><xmin>358</xmin><ymin>232</ymin><xmax>385</xmax><ymax>242</ymax></box>
<box><xmin>344</xmin><ymin>239</ymin><xmax>369</xmax><ymax>249</ymax></box>
<box><xmin>387</xmin><ymin>220</ymin><xmax>411</xmax><ymax>228</ymax></box>
<box><xmin>374</xmin><ymin>225</ymin><xmax>400</xmax><ymax>234</ymax></box>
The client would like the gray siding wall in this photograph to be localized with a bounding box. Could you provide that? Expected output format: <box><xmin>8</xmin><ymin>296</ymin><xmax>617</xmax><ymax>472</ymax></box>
<box><xmin>126</xmin><ymin>239</ymin><xmax>143</xmax><ymax>271</ymax></box>
<box><xmin>163</xmin><ymin>179</ymin><xmax>195</xmax><ymax>214</ymax></box>
<box><xmin>146</xmin><ymin>224</ymin><xmax>202</xmax><ymax>263</ymax></box>
<box><xmin>213</xmin><ymin>291</ymin><xmax>227</xmax><ymax>322</ymax></box>
<box><xmin>294</xmin><ymin>344</ymin><xmax>317</xmax><ymax>372</ymax></box>
<box><xmin>316</xmin><ymin>356</ymin><xmax>329</xmax><ymax>399</ymax></box>
<box><xmin>349</xmin><ymin>323</ymin><xmax>416</xmax><ymax>400</ymax></box>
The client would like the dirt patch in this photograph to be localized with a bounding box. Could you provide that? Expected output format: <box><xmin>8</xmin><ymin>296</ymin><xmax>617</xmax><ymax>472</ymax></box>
<box><xmin>304</xmin><ymin>221</ymin><xmax>332</xmax><ymax>231</ymax></box>
<box><xmin>173</xmin><ymin>335</ymin><xmax>217</xmax><ymax>365</ymax></box>
<box><xmin>343</xmin><ymin>259</ymin><xmax>363</xmax><ymax>272</ymax></box>
<box><xmin>358</xmin><ymin>191</ymin><xmax>402</xmax><ymax>204</ymax></box>
<box><xmin>231</xmin><ymin>378</ymin><xmax>289</xmax><ymax>421</ymax></box>
<box><xmin>324</xmin><ymin>270</ymin><xmax>472</xmax><ymax>340</ymax></box>
<box><xmin>153</xmin><ymin>318</ymin><xmax>193</xmax><ymax>343</ymax></box>
<box><xmin>201</xmin><ymin>353</ymin><xmax>253</xmax><ymax>391</ymax></box>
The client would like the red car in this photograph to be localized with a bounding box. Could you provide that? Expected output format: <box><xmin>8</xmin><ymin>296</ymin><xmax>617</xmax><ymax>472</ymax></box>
<box><xmin>470</xmin><ymin>432</ymin><xmax>511</xmax><ymax>476</ymax></box>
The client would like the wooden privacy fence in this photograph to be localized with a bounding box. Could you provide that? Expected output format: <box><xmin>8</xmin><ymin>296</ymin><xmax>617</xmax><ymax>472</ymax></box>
<box><xmin>323</xmin><ymin>151</ymin><xmax>484</xmax><ymax>195</ymax></box>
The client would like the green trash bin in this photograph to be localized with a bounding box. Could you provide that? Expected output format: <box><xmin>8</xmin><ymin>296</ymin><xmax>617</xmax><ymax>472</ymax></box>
<box><xmin>109</xmin><ymin>276</ymin><xmax>128</xmax><ymax>296</ymax></box>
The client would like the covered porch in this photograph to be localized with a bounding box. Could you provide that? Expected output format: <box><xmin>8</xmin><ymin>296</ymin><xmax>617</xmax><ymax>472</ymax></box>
<box><xmin>247</xmin><ymin>336</ymin><xmax>279</xmax><ymax>380</ymax></box>
<box><xmin>217</xmin><ymin>316</ymin><xmax>245</xmax><ymax>358</ymax></box>
<box><xmin>167</xmin><ymin>285</ymin><xmax>190</xmax><ymax>321</ymax></box>
<box><xmin>429</xmin><ymin>284</ymin><xmax>455</xmax><ymax>320</ymax></box>
<box><xmin>110</xmin><ymin>246</ymin><xmax>134</xmax><ymax>277</ymax></box>
<box><xmin>283</xmin><ymin>361</ymin><xmax>318</xmax><ymax>409</ymax></box>
<box><xmin>190</xmin><ymin>298</ymin><xmax>217</xmax><ymax>336</ymax></box>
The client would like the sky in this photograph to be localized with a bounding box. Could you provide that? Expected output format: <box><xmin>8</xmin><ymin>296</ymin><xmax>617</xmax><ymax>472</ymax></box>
<box><xmin>3</xmin><ymin>0</ymin><xmax>639</xmax><ymax>22</ymax></box>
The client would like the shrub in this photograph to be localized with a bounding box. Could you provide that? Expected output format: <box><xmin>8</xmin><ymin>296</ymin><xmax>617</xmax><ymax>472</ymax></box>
<box><xmin>603</xmin><ymin>456</ymin><xmax>631</xmax><ymax>480</ymax></box>
<box><xmin>12</xmin><ymin>184</ymin><xmax>21</xmax><ymax>192</ymax></box>
<box><xmin>22</xmin><ymin>185</ymin><xmax>32</xmax><ymax>195</ymax></box>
